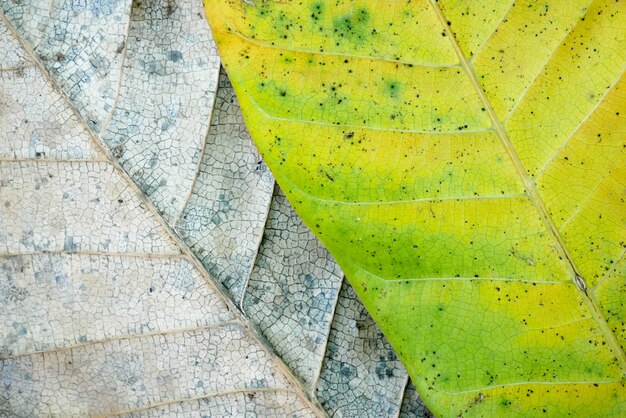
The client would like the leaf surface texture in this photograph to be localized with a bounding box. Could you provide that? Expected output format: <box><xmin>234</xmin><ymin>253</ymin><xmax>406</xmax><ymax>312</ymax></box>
<box><xmin>204</xmin><ymin>0</ymin><xmax>626</xmax><ymax>415</ymax></box>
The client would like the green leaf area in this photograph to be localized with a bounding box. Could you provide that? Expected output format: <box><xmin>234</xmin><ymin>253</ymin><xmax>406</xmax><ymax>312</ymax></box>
<box><xmin>205</xmin><ymin>0</ymin><xmax>626</xmax><ymax>416</ymax></box>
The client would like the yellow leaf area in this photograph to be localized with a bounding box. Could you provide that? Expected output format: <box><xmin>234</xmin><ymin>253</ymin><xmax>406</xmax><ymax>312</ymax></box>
<box><xmin>204</xmin><ymin>0</ymin><xmax>626</xmax><ymax>416</ymax></box>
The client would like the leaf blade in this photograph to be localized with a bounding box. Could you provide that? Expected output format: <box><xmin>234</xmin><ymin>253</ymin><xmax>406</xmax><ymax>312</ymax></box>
<box><xmin>0</xmin><ymin>12</ymin><xmax>322</xmax><ymax>416</ymax></box>
<box><xmin>205</xmin><ymin>0</ymin><xmax>626</xmax><ymax>415</ymax></box>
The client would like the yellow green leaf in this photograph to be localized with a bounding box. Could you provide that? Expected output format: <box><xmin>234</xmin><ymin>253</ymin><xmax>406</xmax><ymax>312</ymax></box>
<box><xmin>204</xmin><ymin>0</ymin><xmax>626</xmax><ymax>415</ymax></box>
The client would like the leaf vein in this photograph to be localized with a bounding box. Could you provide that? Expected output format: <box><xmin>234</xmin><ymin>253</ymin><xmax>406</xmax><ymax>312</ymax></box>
<box><xmin>502</xmin><ymin>8</ymin><xmax>589</xmax><ymax>122</ymax></box>
<box><xmin>435</xmin><ymin>379</ymin><xmax>625</xmax><ymax>396</ymax></box>
<box><xmin>534</xmin><ymin>69</ymin><xmax>625</xmax><ymax>180</ymax></box>
<box><xmin>469</xmin><ymin>0</ymin><xmax>515</xmax><ymax>62</ymax></box>
<box><xmin>222</xmin><ymin>25</ymin><xmax>461</xmax><ymax>69</ymax></box>
<box><xmin>245</xmin><ymin>92</ymin><xmax>493</xmax><ymax>135</ymax></box>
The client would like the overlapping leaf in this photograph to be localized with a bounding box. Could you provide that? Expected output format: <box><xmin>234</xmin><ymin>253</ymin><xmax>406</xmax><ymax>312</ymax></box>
<box><xmin>0</xmin><ymin>5</ymin><xmax>318</xmax><ymax>417</ymax></box>
<box><xmin>205</xmin><ymin>0</ymin><xmax>626</xmax><ymax>415</ymax></box>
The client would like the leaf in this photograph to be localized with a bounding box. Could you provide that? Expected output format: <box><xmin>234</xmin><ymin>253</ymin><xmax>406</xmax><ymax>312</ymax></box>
<box><xmin>1</xmin><ymin>0</ymin><xmax>433</xmax><ymax>416</ymax></box>
<box><xmin>204</xmin><ymin>0</ymin><xmax>626</xmax><ymax>416</ymax></box>
<box><xmin>0</xmin><ymin>6</ymin><xmax>318</xmax><ymax>417</ymax></box>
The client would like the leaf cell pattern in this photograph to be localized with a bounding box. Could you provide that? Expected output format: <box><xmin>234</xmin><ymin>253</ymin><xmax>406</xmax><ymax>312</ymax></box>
<box><xmin>0</xmin><ymin>9</ymin><xmax>318</xmax><ymax>417</ymax></box>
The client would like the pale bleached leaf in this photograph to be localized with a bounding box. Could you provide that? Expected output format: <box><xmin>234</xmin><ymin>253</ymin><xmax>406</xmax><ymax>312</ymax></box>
<box><xmin>0</xmin><ymin>13</ymin><xmax>319</xmax><ymax>417</ymax></box>
<box><xmin>315</xmin><ymin>280</ymin><xmax>408</xmax><ymax>417</ymax></box>
<box><xmin>98</xmin><ymin>0</ymin><xmax>221</xmax><ymax>222</ymax></box>
<box><xmin>175</xmin><ymin>69</ymin><xmax>274</xmax><ymax>301</ymax></box>
<box><xmin>0</xmin><ymin>254</ymin><xmax>233</xmax><ymax>356</ymax></box>
<box><xmin>0</xmin><ymin>65</ymin><xmax>100</xmax><ymax>160</ymax></box>
<box><xmin>120</xmin><ymin>390</ymin><xmax>316</xmax><ymax>418</ymax></box>
<box><xmin>0</xmin><ymin>21</ymin><xmax>29</xmax><ymax>69</ymax></box>
<box><xmin>0</xmin><ymin>0</ymin><xmax>131</xmax><ymax>132</ymax></box>
<box><xmin>2</xmin><ymin>326</ymin><xmax>298</xmax><ymax>416</ymax></box>
<box><xmin>242</xmin><ymin>186</ymin><xmax>343</xmax><ymax>386</ymax></box>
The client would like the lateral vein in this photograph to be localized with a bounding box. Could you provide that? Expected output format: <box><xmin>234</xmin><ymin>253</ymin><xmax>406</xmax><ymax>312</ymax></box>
<box><xmin>427</xmin><ymin>0</ymin><xmax>626</xmax><ymax>373</ymax></box>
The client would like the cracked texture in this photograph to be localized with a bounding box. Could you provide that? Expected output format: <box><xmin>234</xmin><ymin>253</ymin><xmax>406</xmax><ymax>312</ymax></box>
<box><xmin>316</xmin><ymin>280</ymin><xmax>408</xmax><ymax>417</ymax></box>
<box><xmin>176</xmin><ymin>69</ymin><xmax>274</xmax><ymax>300</ymax></box>
<box><xmin>1</xmin><ymin>1</ymin><xmax>433</xmax><ymax>416</ymax></box>
<box><xmin>100</xmin><ymin>0</ymin><xmax>221</xmax><ymax>222</ymax></box>
<box><xmin>121</xmin><ymin>390</ymin><xmax>317</xmax><ymax>417</ymax></box>
<box><xmin>1</xmin><ymin>326</ymin><xmax>289</xmax><ymax>417</ymax></box>
<box><xmin>0</xmin><ymin>161</ymin><xmax>179</xmax><ymax>255</ymax></box>
<box><xmin>0</xmin><ymin>15</ymin><xmax>318</xmax><ymax>417</ymax></box>
<box><xmin>0</xmin><ymin>0</ymin><xmax>131</xmax><ymax>132</ymax></box>
<box><xmin>0</xmin><ymin>67</ymin><xmax>100</xmax><ymax>160</ymax></box>
<box><xmin>242</xmin><ymin>187</ymin><xmax>343</xmax><ymax>386</ymax></box>
<box><xmin>400</xmin><ymin>381</ymin><xmax>434</xmax><ymax>418</ymax></box>
<box><xmin>0</xmin><ymin>21</ymin><xmax>29</xmax><ymax>68</ymax></box>
<box><xmin>0</xmin><ymin>254</ymin><xmax>234</xmax><ymax>357</ymax></box>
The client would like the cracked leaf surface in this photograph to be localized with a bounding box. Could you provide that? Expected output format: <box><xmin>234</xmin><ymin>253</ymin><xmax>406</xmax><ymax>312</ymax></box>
<box><xmin>0</xmin><ymin>12</ymin><xmax>319</xmax><ymax>417</ymax></box>
<box><xmin>205</xmin><ymin>0</ymin><xmax>626</xmax><ymax>415</ymax></box>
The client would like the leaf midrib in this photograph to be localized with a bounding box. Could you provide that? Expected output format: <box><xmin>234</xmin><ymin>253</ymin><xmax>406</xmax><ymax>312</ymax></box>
<box><xmin>427</xmin><ymin>0</ymin><xmax>626</xmax><ymax>373</ymax></box>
